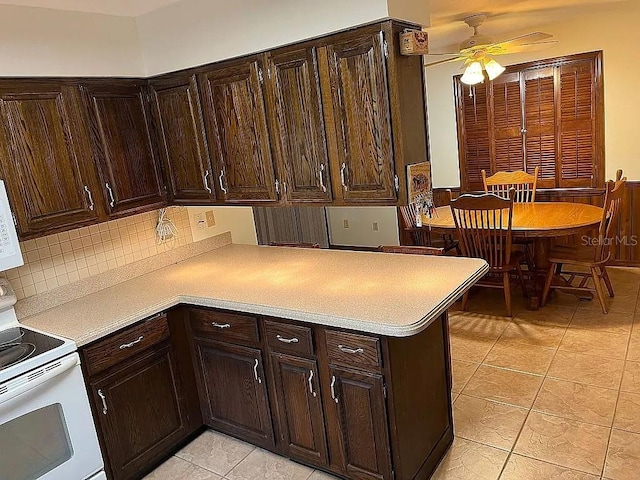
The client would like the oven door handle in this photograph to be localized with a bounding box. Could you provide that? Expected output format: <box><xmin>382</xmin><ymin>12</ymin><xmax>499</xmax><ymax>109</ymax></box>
<box><xmin>0</xmin><ymin>354</ymin><xmax>79</xmax><ymax>405</ymax></box>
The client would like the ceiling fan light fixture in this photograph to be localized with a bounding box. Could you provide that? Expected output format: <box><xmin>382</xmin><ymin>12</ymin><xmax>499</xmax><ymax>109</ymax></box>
<box><xmin>461</xmin><ymin>61</ymin><xmax>484</xmax><ymax>85</ymax></box>
<box><xmin>484</xmin><ymin>58</ymin><xmax>505</xmax><ymax>81</ymax></box>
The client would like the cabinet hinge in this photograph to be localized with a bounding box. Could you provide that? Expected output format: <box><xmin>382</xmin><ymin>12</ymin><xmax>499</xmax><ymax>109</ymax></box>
<box><xmin>11</xmin><ymin>212</ymin><xmax>17</xmax><ymax>227</ymax></box>
<box><xmin>392</xmin><ymin>470</ymin><xmax>396</xmax><ymax>480</ymax></box>
<box><xmin>383</xmin><ymin>39</ymin><xmax>389</xmax><ymax>59</ymax></box>
<box><xmin>383</xmin><ymin>384</ymin><xmax>388</xmax><ymax>399</ymax></box>
<box><xmin>275</xmin><ymin>179</ymin><xmax>280</xmax><ymax>196</ymax></box>
<box><xmin>258</xmin><ymin>68</ymin><xmax>264</xmax><ymax>84</ymax></box>
<box><xmin>394</xmin><ymin>174</ymin><xmax>400</xmax><ymax>192</ymax></box>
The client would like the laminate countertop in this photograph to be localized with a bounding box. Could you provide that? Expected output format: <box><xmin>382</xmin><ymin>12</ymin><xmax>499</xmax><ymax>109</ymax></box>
<box><xmin>20</xmin><ymin>244</ymin><xmax>489</xmax><ymax>345</ymax></box>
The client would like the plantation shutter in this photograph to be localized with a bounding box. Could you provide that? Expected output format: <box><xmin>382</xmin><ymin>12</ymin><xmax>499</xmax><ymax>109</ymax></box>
<box><xmin>459</xmin><ymin>83</ymin><xmax>491</xmax><ymax>191</ymax></box>
<box><xmin>491</xmin><ymin>72</ymin><xmax>524</xmax><ymax>173</ymax></box>
<box><xmin>523</xmin><ymin>67</ymin><xmax>556</xmax><ymax>188</ymax></box>
<box><xmin>558</xmin><ymin>60</ymin><xmax>597</xmax><ymax>187</ymax></box>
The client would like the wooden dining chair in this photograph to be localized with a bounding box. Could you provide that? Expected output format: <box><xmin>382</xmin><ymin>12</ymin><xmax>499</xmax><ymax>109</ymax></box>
<box><xmin>268</xmin><ymin>242</ymin><xmax>320</xmax><ymax>248</ymax></box>
<box><xmin>541</xmin><ymin>179</ymin><xmax>626</xmax><ymax>313</ymax></box>
<box><xmin>398</xmin><ymin>205</ymin><xmax>460</xmax><ymax>254</ymax></box>
<box><xmin>377</xmin><ymin>245</ymin><xmax>445</xmax><ymax>255</ymax></box>
<box><xmin>449</xmin><ymin>188</ymin><xmax>527</xmax><ymax>317</ymax></box>
<box><xmin>481</xmin><ymin>167</ymin><xmax>539</xmax><ymax>202</ymax></box>
<box><xmin>482</xmin><ymin>167</ymin><xmax>539</xmax><ymax>270</ymax></box>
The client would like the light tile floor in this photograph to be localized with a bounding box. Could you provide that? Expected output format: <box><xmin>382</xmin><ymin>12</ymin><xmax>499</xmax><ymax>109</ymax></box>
<box><xmin>146</xmin><ymin>267</ymin><xmax>640</xmax><ymax>480</ymax></box>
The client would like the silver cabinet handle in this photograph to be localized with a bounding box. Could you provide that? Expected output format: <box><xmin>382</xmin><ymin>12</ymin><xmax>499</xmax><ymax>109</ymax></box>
<box><xmin>105</xmin><ymin>183</ymin><xmax>115</xmax><ymax>207</ymax></box>
<box><xmin>253</xmin><ymin>358</ymin><xmax>262</xmax><ymax>384</ymax></box>
<box><xmin>276</xmin><ymin>335</ymin><xmax>299</xmax><ymax>344</ymax></box>
<box><xmin>308</xmin><ymin>369</ymin><xmax>317</xmax><ymax>397</ymax></box>
<box><xmin>319</xmin><ymin>163</ymin><xmax>327</xmax><ymax>193</ymax></box>
<box><xmin>330</xmin><ymin>375</ymin><xmax>338</xmax><ymax>403</ymax></box>
<box><xmin>83</xmin><ymin>185</ymin><xmax>95</xmax><ymax>211</ymax></box>
<box><xmin>211</xmin><ymin>322</ymin><xmax>231</xmax><ymax>329</ymax></box>
<box><xmin>340</xmin><ymin>162</ymin><xmax>347</xmax><ymax>190</ymax></box>
<box><xmin>97</xmin><ymin>389</ymin><xmax>107</xmax><ymax>415</ymax></box>
<box><xmin>203</xmin><ymin>170</ymin><xmax>212</xmax><ymax>194</ymax></box>
<box><xmin>218</xmin><ymin>170</ymin><xmax>228</xmax><ymax>195</ymax></box>
<box><xmin>338</xmin><ymin>344</ymin><xmax>364</xmax><ymax>354</ymax></box>
<box><xmin>119</xmin><ymin>335</ymin><xmax>144</xmax><ymax>350</ymax></box>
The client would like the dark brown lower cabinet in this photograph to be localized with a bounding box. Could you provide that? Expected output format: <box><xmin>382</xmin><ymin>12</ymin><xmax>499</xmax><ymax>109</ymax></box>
<box><xmin>270</xmin><ymin>354</ymin><xmax>328</xmax><ymax>467</ymax></box>
<box><xmin>193</xmin><ymin>339</ymin><xmax>275</xmax><ymax>449</ymax></box>
<box><xmin>328</xmin><ymin>366</ymin><xmax>392</xmax><ymax>480</ymax></box>
<box><xmin>88</xmin><ymin>345</ymin><xmax>192</xmax><ymax>480</ymax></box>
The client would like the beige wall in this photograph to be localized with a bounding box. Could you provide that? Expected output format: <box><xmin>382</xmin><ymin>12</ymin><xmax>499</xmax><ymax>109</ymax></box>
<box><xmin>0</xmin><ymin>4</ymin><xmax>144</xmax><ymax>76</ymax></box>
<box><xmin>426</xmin><ymin>2</ymin><xmax>640</xmax><ymax>188</ymax></box>
<box><xmin>187</xmin><ymin>206</ymin><xmax>258</xmax><ymax>245</ymax></box>
<box><xmin>326</xmin><ymin>207</ymin><xmax>399</xmax><ymax>247</ymax></box>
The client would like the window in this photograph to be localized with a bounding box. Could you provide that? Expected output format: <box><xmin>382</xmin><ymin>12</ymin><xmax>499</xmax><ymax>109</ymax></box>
<box><xmin>454</xmin><ymin>51</ymin><xmax>604</xmax><ymax>191</ymax></box>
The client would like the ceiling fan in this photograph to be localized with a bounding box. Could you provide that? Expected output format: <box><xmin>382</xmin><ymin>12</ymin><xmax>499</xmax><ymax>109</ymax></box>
<box><xmin>426</xmin><ymin>14</ymin><xmax>558</xmax><ymax>85</ymax></box>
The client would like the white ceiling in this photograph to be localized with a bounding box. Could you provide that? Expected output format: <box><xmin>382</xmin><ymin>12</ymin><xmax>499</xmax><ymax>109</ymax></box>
<box><xmin>0</xmin><ymin>0</ymin><xmax>182</xmax><ymax>16</ymax></box>
<box><xmin>427</xmin><ymin>0</ymin><xmax>629</xmax><ymax>50</ymax></box>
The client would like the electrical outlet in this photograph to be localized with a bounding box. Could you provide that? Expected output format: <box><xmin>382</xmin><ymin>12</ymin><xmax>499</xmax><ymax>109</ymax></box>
<box><xmin>194</xmin><ymin>212</ymin><xmax>206</xmax><ymax>230</ymax></box>
<box><xmin>343</xmin><ymin>219</ymin><xmax>349</xmax><ymax>229</ymax></box>
<box><xmin>205</xmin><ymin>210</ymin><xmax>216</xmax><ymax>227</ymax></box>
<box><xmin>372</xmin><ymin>221</ymin><xmax>379</xmax><ymax>232</ymax></box>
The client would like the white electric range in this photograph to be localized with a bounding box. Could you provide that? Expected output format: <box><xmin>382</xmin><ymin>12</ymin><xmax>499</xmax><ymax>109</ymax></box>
<box><xmin>0</xmin><ymin>180</ymin><xmax>105</xmax><ymax>480</ymax></box>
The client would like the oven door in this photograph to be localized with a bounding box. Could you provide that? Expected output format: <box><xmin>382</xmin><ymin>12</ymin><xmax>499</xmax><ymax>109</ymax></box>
<box><xmin>0</xmin><ymin>353</ymin><xmax>104</xmax><ymax>480</ymax></box>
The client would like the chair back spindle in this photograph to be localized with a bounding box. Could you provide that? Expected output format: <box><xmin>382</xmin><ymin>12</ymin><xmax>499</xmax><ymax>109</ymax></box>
<box><xmin>482</xmin><ymin>167</ymin><xmax>539</xmax><ymax>203</ymax></box>
<box><xmin>595</xmin><ymin>179</ymin><xmax>626</xmax><ymax>263</ymax></box>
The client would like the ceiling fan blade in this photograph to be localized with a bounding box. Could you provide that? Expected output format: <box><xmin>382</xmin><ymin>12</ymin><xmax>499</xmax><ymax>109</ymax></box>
<box><xmin>425</xmin><ymin>56</ymin><xmax>466</xmax><ymax>67</ymax></box>
<box><xmin>488</xmin><ymin>32</ymin><xmax>553</xmax><ymax>51</ymax></box>
<box><xmin>487</xmin><ymin>40</ymin><xmax>559</xmax><ymax>55</ymax></box>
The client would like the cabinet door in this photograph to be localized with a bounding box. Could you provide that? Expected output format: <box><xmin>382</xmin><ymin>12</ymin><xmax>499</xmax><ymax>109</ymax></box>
<box><xmin>194</xmin><ymin>339</ymin><xmax>274</xmax><ymax>448</ymax></box>
<box><xmin>150</xmin><ymin>74</ymin><xmax>215</xmax><ymax>203</ymax></box>
<box><xmin>267</xmin><ymin>47</ymin><xmax>331</xmax><ymax>202</ymax></box>
<box><xmin>198</xmin><ymin>58</ymin><xmax>278</xmax><ymax>203</ymax></box>
<box><xmin>328</xmin><ymin>365</ymin><xmax>392</xmax><ymax>480</ymax></box>
<box><xmin>90</xmin><ymin>345</ymin><xmax>188</xmax><ymax>480</ymax></box>
<box><xmin>271</xmin><ymin>354</ymin><xmax>328</xmax><ymax>467</ymax></box>
<box><xmin>0</xmin><ymin>83</ymin><xmax>102</xmax><ymax>237</ymax></box>
<box><xmin>83</xmin><ymin>82</ymin><xmax>167</xmax><ymax>216</ymax></box>
<box><xmin>324</xmin><ymin>30</ymin><xmax>396</xmax><ymax>203</ymax></box>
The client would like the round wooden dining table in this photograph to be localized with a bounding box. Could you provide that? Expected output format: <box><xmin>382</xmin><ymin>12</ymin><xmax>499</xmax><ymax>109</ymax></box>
<box><xmin>424</xmin><ymin>202</ymin><xmax>604</xmax><ymax>308</ymax></box>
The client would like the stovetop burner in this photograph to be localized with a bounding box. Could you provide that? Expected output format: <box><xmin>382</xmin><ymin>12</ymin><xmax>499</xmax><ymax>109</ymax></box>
<box><xmin>0</xmin><ymin>327</ymin><xmax>64</xmax><ymax>371</ymax></box>
<box><xmin>0</xmin><ymin>342</ymin><xmax>35</xmax><ymax>369</ymax></box>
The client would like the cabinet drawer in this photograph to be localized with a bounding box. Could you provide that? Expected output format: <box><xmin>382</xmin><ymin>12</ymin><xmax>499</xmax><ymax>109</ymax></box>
<box><xmin>325</xmin><ymin>330</ymin><xmax>381</xmax><ymax>369</ymax></box>
<box><xmin>264</xmin><ymin>320</ymin><xmax>314</xmax><ymax>357</ymax></box>
<box><xmin>190</xmin><ymin>308</ymin><xmax>259</xmax><ymax>344</ymax></box>
<box><xmin>84</xmin><ymin>313</ymin><xmax>169</xmax><ymax>376</ymax></box>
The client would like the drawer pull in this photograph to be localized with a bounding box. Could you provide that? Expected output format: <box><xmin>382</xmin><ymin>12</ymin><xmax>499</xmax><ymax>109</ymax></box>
<box><xmin>253</xmin><ymin>358</ymin><xmax>262</xmax><ymax>384</ymax></box>
<box><xmin>276</xmin><ymin>335</ymin><xmax>299</xmax><ymax>344</ymax></box>
<box><xmin>119</xmin><ymin>335</ymin><xmax>144</xmax><ymax>350</ymax></box>
<box><xmin>330</xmin><ymin>375</ymin><xmax>338</xmax><ymax>403</ymax></box>
<box><xmin>97</xmin><ymin>389</ymin><xmax>108</xmax><ymax>415</ymax></box>
<box><xmin>308</xmin><ymin>369</ymin><xmax>317</xmax><ymax>397</ymax></box>
<box><xmin>338</xmin><ymin>344</ymin><xmax>364</xmax><ymax>355</ymax></box>
<box><xmin>211</xmin><ymin>322</ymin><xmax>231</xmax><ymax>329</ymax></box>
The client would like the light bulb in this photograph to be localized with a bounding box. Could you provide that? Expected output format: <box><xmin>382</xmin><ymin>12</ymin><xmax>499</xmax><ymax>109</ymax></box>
<box><xmin>460</xmin><ymin>61</ymin><xmax>484</xmax><ymax>85</ymax></box>
<box><xmin>484</xmin><ymin>58</ymin><xmax>506</xmax><ymax>81</ymax></box>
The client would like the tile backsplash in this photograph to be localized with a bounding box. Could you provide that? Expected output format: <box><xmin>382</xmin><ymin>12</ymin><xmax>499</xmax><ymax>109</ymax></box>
<box><xmin>5</xmin><ymin>207</ymin><xmax>193</xmax><ymax>300</ymax></box>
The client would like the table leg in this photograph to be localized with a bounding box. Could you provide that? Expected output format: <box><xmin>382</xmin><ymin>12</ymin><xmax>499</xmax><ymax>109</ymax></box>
<box><xmin>528</xmin><ymin>238</ymin><xmax>552</xmax><ymax>310</ymax></box>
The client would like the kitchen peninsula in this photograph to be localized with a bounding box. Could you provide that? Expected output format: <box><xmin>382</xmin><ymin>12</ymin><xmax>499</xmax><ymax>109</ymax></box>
<box><xmin>20</xmin><ymin>243</ymin><xmax>488</xmax><ymax>480</ymax></box>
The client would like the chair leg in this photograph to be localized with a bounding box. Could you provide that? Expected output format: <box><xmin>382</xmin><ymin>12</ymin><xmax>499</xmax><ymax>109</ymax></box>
<box><xmin>461</xmin><ymin>291</ymin><xmax>470</xmax><ymax>311</ymax></box>
<box><xmin>591</xmin><ymin>267</ymin><xmax>608</xmax><ymax>314</ymax></box>
<box><xmin>515</xmin><ymin>263</ymin><xmax>528</xmax><ymax>298</ymax></box>
<box><xmin>524</xmin><ymin>244</ymin><xmax>535</xmax><ymax>272</ymax></box>
<box><xmin>541</xmin><ymin>262</ymin><xmax>556</xmax><ymax>307</ymax></box>
<box><xmin>503</xmin><ymin>273</ymin><xmax>512</xmax><ymax>317</ymax></box>
<box><xmin>600</xmin><ymin>266</ymin><xmax>615</xmax><ymax>297</ymax></box>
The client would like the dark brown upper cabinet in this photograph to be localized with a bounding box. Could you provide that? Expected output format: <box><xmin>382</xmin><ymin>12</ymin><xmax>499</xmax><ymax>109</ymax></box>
<box><xmin>82</xmin><ymin>81</ymin><xmax>167</xmax><ymax>217</ymax></box>
<box><xmin>265</xmin><ymin>46</ymin><xmax>332</xmax><ymax>203</ymax></box>
<box><xmin>320</xmin><ymin>27</ymin><xmax>397</xmax><ymax>203</ymax></box>
<box><xmin>149</xmin><ymin>74</ymin><xmax>215</xmax><ymax>204</ymax></box>
<box><xmin>198</xmin><ymin>57</ymin><xmax>279</xmax><ymax>203</ymax></box>
<box><xmin>0</xmin><ymin>81</ymin><xmax>103</xmax><ymax>238</ymax></box>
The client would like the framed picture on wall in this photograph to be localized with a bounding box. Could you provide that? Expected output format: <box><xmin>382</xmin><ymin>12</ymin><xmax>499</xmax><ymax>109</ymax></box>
<box><xmin>407</xmin><ymin>162</ymin><xmax>432</xmax><ymax>204</ymax></box>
